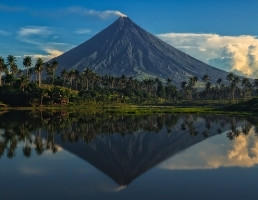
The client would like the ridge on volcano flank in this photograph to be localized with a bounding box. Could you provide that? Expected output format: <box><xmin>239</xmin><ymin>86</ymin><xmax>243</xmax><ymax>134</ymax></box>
<box><xmin>54</xmin><ymin>17</ymin><xmax>228</xmax><ymax>86</ymax></box>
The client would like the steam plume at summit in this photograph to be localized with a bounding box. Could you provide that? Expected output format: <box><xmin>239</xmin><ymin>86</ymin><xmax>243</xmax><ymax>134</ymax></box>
<box><xmin>67</xmin><ymin>7</ymin><xmax>127</xmax><ymax>19</ymax></box>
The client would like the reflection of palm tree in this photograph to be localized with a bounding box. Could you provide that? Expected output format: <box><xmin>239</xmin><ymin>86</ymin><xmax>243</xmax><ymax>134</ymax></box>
<box><xmin>23</xmin><ymin>145</ymin><xmax>31</xmax><ymax>158</ymax></box>
<box><xmin>0</xmin><ymin>140</ymin><xmax>6</xmax><ymax>157</ymax></box>
<box><xmin>0</xmin><ymin>111</ymin><xmax>256</xmax><ymax>160</ymax></box>
<box><xmin>34</xmin><ymin>129</ymin><xmax>44</xmax><ymax>155</ymax></box>
<box><xmin>217</xmin><ymin>128</ymin><xmax>222</xmax><ymax>134</ymax></box>
<box><xmin>227</xmin><ymin>131</ymin><xmax>235</xmax><ymax>141</ymax></box>
<box><xmin>202</xmin><ymin>130</ymin><xmax>209</xmax><ymax>138</ymax></box>
<box><xmin>254</xmin><ymin>126</ymin><xmax>258</xmax><ymax>137</ymax></box>
<box><xmin>205</xmin><ymin>119</ymin><xmax>211</xmax><ymax>130</ymax></box>
<box><xmin>189</xmin><ymin>126</ymin><xmax>198</xmax><ymax>136</ymax></box>
<box><xmin>7</xmin><ymin>137</ymin><xmax>18</xmax><ymax>158</ymax></box>
<box><xmin>242</xmin><ymin>120</ymin><xmax>252</xmax><ymax>136</ymax></box>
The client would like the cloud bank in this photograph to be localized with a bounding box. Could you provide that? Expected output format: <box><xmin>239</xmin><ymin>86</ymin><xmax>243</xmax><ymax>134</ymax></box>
<box><xmin>75</xmin><ymin>29</ymin><xmax>91</xmax><ymax>35</ymax></box>
<box><xmin>18</xmin><ymin>26</ymin><xmax>52</xmax><ymax>37</ymax></box>
<box><xmin>67</xmin><ymin>7</ymin><xmax>127</xmax><ymax>19</ymax></box>
<box><xmin>16</xmin><ymin>26</ymin><xmax>67</xmax><ymax>62</ymax></box>
<box><xmin>158</xmin><ymin>33</ymin><xmax>258</xmax><ymax>78</ymax></box>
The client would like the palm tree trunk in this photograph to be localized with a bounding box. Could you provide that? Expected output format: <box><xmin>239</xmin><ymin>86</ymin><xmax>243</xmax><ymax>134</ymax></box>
<box><xmin>52</xmin><ymin>72</ymin><xmax>54</xmax><ymax>86</ymax></box>
<box><xmin>40</xmin><ymin>95</ymin><xmax>43</xmax><ymax>106</ymax></box>
<box><xmin>39</xmin><ymin>73</ymin><xmax>41</xmax><ymax>87</ymax></box>
<box><xmin>63</xmin><ymin>77</ymin><xmax>66</xmax><ymax>87</ymax></box>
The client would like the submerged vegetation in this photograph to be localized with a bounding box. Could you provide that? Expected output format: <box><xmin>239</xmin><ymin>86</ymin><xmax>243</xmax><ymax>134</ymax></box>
<box><xmin>0</xmin><ymin>55</ymin><xmax>258</xmax><ymax>113</ymax></box>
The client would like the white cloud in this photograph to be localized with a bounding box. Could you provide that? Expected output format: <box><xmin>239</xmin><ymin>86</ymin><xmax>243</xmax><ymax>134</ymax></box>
<box><xmin>18</xmin><ymin>26</ymin><xmax>52</xmax><ymax>37</ymax></box>
<box><xmin>45</xmin><ymin>48</ymin><xmax>63</xmax><ymax>58</ymax></box>
<box><xmin>75</xmin><ymin>29</ymin><xmax>92</xmax><ymax>35</ymax></box>
<box><xmin>158</xmin><ymin>33</ymin><xmax>258</xmax><ymax>78</ymax></box>
<box><xmin>16</xmin><ymin>27</ymin><xmax>69</xmax><ymax>62</ymax></box>
<box><xmin>67</xmin><ymin>7</ymin><xmax>127</xmax><ymax>19</ymax></box>
<box><xmin>26</xmin><ymin>49</ymin><xmax>63</xmax><ymax>62</ymax></box>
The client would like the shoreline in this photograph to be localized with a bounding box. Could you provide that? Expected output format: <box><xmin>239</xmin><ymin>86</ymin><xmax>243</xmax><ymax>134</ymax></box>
<box><xmin>0</xmin><ymin>103</ymin><xmax>255</xmax><ymax>116</ymax></box>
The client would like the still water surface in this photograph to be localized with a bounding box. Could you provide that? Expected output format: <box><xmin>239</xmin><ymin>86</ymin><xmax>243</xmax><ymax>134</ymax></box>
<box><xmin>0</xmin><ymin>111</ymin><xmax>258</xmax><ymax>200</ymax></box>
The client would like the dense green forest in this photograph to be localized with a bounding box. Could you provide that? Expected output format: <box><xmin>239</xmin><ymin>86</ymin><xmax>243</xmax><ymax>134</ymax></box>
<box><xmin>0</xmin><ymin>55</ymin><xmax>258</xmax><ymax>106</ymax></box>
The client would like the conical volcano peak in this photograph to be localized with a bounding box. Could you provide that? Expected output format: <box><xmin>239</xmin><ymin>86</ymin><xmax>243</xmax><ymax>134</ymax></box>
<box><xmin>54</xmin><ymin>16</ymin><xmax>229</xmax><ymax>86</ymax></box>
<box><xmin>114</xmin><ymin>16</ymin><xmax>135</xmax><ymax>28</ymax></box>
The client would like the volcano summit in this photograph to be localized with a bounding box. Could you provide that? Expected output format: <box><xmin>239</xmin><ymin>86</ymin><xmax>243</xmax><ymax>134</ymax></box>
<box><xmin>54</xmin><ymin>17</ymin><xmax>228</xmax><ymax>86</ymax></box>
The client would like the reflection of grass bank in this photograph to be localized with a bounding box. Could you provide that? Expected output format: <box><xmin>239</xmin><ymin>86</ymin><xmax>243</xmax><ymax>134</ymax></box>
<box><xmin>224</xmin><ymin>98</ymin><xmax>258</xmax><ymax>113</ymax></box>
<box><xmin>3</xmin><ymin>103</ymin><xmax>254</xmax><ymax>116</ymax></box>
<box><xmin>0</xmin><ymin>103</ymin><xmax>8</xmax><ymax>112</ymax></box>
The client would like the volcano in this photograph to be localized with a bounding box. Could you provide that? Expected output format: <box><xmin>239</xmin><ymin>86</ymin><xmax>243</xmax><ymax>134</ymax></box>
<box><xmin>54</xmin><ymin>17</ymin><xmax>228</xmax><ymax>86</ymax></box>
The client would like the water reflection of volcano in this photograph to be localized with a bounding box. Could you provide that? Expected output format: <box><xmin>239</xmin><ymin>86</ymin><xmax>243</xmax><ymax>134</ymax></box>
<box><xmin>0</xmin><ymin>112</ymin><xmax>252</xmax><ymax>186</ymax></box>
<box><xmin>58</xmin><ymin>115</ymin><xmax>237</xmax><ymax>186</ymax></box>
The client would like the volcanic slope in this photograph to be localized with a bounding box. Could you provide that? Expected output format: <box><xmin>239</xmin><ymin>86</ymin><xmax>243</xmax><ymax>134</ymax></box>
<box><xmin>54</xmin><ymin>17</ymin><xmax>228</xmax><ymax>86</ymax></box>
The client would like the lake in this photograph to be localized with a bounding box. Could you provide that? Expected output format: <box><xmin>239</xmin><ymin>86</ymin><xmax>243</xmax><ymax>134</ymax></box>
<box><xmin>0</xmin><ymin>111</ymin><xmax>258</xmax><ymax>200</ymax></box>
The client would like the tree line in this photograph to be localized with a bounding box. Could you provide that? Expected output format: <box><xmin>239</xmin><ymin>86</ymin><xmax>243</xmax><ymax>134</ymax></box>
<box><xmin>0</xmin><ymin>54</ymin><xmax>258</xmax><ymax>106</ymax></box>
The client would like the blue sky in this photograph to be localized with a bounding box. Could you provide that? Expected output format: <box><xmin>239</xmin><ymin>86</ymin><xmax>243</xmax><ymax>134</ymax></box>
<box><xmin>1</xmin><ymin>0</ymin><xmax>258</xmax><ymax>77</ymax></box>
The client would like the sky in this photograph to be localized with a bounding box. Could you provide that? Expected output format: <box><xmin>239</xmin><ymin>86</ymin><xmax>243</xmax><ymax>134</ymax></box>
<box><xmin>0</xmin><ymin>0</ymin><xmax>258</xmax><ymax>77</ymax></box>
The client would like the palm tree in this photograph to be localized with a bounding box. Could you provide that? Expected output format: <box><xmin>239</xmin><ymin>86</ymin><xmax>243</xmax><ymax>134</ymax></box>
<box><xmin>202</xmin><ymin>74</ymin><xmax>211</xmax><ymax>99</ymax></box>
<box><xmin>202</xmin><ymin>74</ymin><xmax>210</xmax><ymax>82</ymax></box>
<box><xmin>49</xmin><ymin>60</ymin><xmax>58</xmax><ymax>85</ymax></box>
<box><xmin>61</xmin><ymin>69</ymin><xmax>68</xmax><ymax>87</ymax></box>
<box><xmin>28</xmin><ymin>67</ymin><xmax>34</xmax><ymax>81</ymax></box>
<box><xmin>254</xmin><ymin>78</ymin><xmax>258</xmax><ymax>96</ymax></box>
<box><xmin>68</xmin><ymin>70</ymin><xmax>76</xmax><ymax>89</ymax></box>
<box><xmin>23</xmin><ymin>56</ymin><xmax>32</xmax><ymax>78</ymax></box>
<box><xmin>241</xmin><ymin>77</ymin><xmax>252</xmax><ymax>101</ymax></box>
<box><xmin>188</xmin><ymin>76</ymin><xmax>198</xmax><ymax>100</ymax></box>
<box><xmin>226</xmin><ymin>72</ymin><xmax>240</xmax><ymax>102</ymax></box>
<box><xmin>74</xmin><ymin>70</ymin><xmax>80</xmax><ymax>90</ymax></box>
<box><xmin>82</xmin><ymin>68</ymin><xmax>94</xmax><ymax>90</ymax></box>
<box><xmin>181</xmin><ymin>81</ymin><xmax>188</xmax><ymax>100</ymax></box>
<box><xmin>44</xmin><ymin>63</ymin><xmax>51</xmax><ymax>83</ymax></box>
<box><xmin>34</xmin><ymin>57</ymin><xmax>44</xmax><ymax>87</ymax></box>
<box><xmin>0</xmin><ymin>56</ymin><xmax>7</xmax><ymax>86</ymax></box>
<box><xmin>7</xmin><ymin>55</ymin><xmax>18</xmax><ymax>75</ymax></box>
<box><xmin>17</xmin><ymin>75</ymin><xmax>29</xmax><ymax>91</ymax></box>
<box><xmin>216</xmin><ymin>78</ymin><xmax>222</xmax><ymax>86</ymax></box>
<box><xmin>216</xmin><ymin>78</ymin><xmax>223</xmax><ymax>100</ymax></box>
<box><xmin>205</xmin><ymin>81</ymin><xmax>212</xmax><ymax>99</ymax></box>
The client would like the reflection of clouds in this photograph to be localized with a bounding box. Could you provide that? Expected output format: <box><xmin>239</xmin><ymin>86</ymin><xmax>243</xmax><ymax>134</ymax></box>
<box><xmin>160</xmin><ymin>128</ymin><xmax>258</xmax><ymax>170</ymax></box>
<box><xmin>19</xmin><ymin>166</ymin><xmax>46</xmax><ymax>175</ymax></box>
<box><xmin>113</xmin><ymin>185</ymin><xmax>127</xmax><ymax>192</ymax></box>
